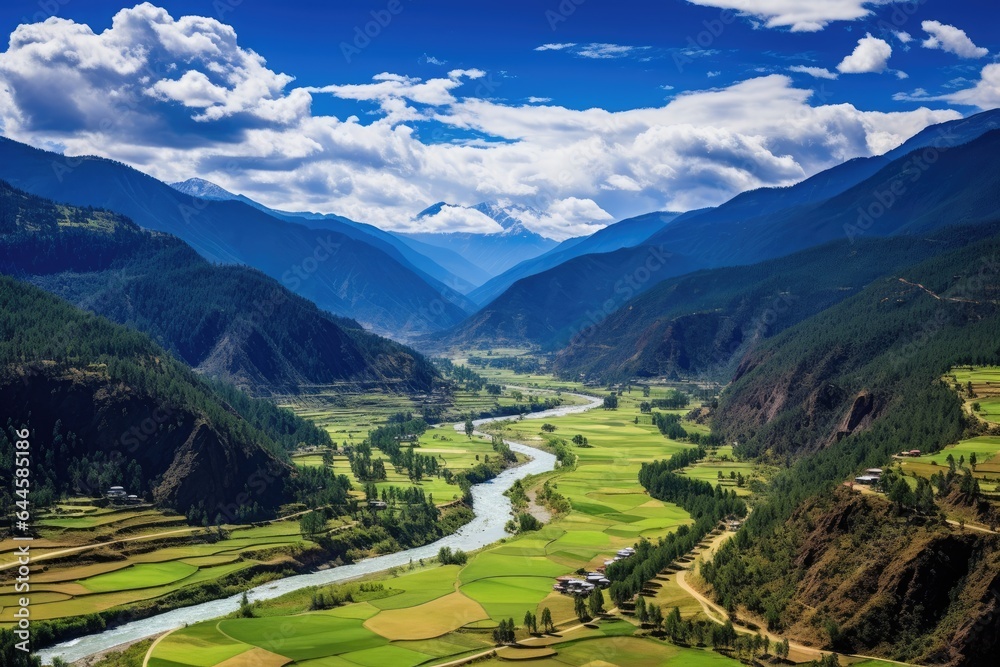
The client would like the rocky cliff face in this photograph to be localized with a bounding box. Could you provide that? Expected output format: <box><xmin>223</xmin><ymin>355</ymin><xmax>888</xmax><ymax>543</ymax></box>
<box><xmin>777</xmin><ymin>489</ymin><xmax>1000</xmax><ymax>666</ymax></box>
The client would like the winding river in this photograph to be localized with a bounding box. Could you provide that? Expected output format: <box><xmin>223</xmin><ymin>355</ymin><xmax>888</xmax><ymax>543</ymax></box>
<box><xmin>38</xmin><ymin>390</ymin><xmax>602</xmax><ymax>664</ymax></box>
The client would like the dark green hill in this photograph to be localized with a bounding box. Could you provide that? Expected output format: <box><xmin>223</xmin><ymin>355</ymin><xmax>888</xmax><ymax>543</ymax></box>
<box><xmin>0</xmin><ymin>275</ymin><xmax>334</xmax><ymax>519</ymax></box>
<box><xmin>553</xmin><ymin>221</ymin><xmax>1000</xmax><ymax>382</ymax></box>
<box><xmin>0</xmin><ymin>181</ymin><xmax>438</xmax><ymax>394</ymax></box>
<box><xmin>694</xmin><ymin>227</ymin><xmax>1000</xmax><ymax>663</ymax></box>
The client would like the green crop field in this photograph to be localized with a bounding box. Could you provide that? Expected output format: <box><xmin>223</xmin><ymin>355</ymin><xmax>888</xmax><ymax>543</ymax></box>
<box><xmin>951</xmin><ymin>366</ymin><xmax>1000</xmax><ymax>424</ymax></box>
<box><xmin>369</xmin><ymin>565</ymin><xmax>461</xmax><ymax>610</ymax></box>
<box><xmin>285</xmin><ymin>386</ymin><xmax>568</xmax><ymax>505</ymax></box>
<box><xmin>0</xmin><ymin>499</ymin><xmax>326</xmax><ymax>626</ymax></box>
<box><xmin>80</xmin><ymin>562</ymin><xmax>199</xmax><ymax>593</ymax></box>
<box><xmin>149</xmin><ymin>368</ymin><xmax>754</xmax><ymax>667</ymax></box>
<box><xmin>900</xmin><ymin>435</ymin><xmax>1000</xmax><ymax>494</ymax></box>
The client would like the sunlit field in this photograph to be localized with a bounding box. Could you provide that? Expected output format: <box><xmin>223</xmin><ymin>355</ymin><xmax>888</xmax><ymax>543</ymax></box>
<box><xmin>152</xmin><ymin>371</ymin><xmax>752</xmax><ymax>666</ymax></box>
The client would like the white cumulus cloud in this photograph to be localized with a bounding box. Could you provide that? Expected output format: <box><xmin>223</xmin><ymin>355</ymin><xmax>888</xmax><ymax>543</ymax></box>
<box><xmin>921</xmin><ymin>21</ymin><xmax>989</xmax><ymax>59</ymax></box>
<box><xmin>684</xmin><ymin>0</ymin><xmax>892</xmax><ymax>32</ymax></box>
<box><xmin>941</xmin><ymin>64</ymin><xmax>1000</xmax><ymax>109</ymax></box>
<box><xmin>511</xmin><ymin>198</ymin><xmax>614</xmax><ymax>239</ymax></box>
<box><xmin>0</xmin><ymin>4</ymin><xmax>964</xmax><ymax>240</ymax></box>
<box><xmin>837</xmin><ymin>34</ymin><xmax>893</xmax><ymax>74</ymax></box>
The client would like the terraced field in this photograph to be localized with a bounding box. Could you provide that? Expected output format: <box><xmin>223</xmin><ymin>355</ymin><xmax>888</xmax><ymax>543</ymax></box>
<box><xmin>0</xmin><ymin>502</ymin><xmax>333</xmax><ymax>624</ymax></box>
<box><xmin>151</xmin><ymin>379</ymin><xmax>750</xmax><ymax>666</ymax></box>
<box><xmin>895</xmin><ymin>367</ymin><xmax>1000</xmax><ymax>496</ymax></box>
<box><xmin>952</xmin><ymin>365</ymin><xmax>1000</xmax><ymax>424</ymax></box>
<box><xmin>900</xmin><ymin>435</ymin><xmax>1000</xmax><ymax>494</ymax></box>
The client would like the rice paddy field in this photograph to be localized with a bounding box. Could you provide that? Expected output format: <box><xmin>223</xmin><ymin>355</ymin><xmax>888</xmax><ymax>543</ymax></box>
<box><xmin>0</xmin><ymin>500</ymin><xmax>349</xmax><ymax>625</ymax></box>
<box><xmin>894</xmin><ymin>367</ymin><xmax>1000</xmax><ymax>496</ymax></box>
<box><xmin>951</xmin><ymin>365</ymin><xmax>1000</xmax><ymax>425</ymax></box>
<box><xmin>150</xmin><ymin>373</ymin><xmax>757</xmax><ymax>666</ymax></box>
<box><xmin>287</xmin><ymin>383</ymin><xmax>589</xmax><ymax>506</ymax></box>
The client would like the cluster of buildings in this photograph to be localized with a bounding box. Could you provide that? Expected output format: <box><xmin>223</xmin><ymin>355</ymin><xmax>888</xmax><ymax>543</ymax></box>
<box><xmin>898</xmin><ymin>449</ymin><xmax>923</xmax><ymax>457</ymax></box>
<box><xmin>553</xmin><ymin>572</ymin><xmax>610</xmax><ymax>595</ymax></box>
<box><xmin>853</xmin><ymin>468</ymin><xmax>884</xmax><ymax>486</ymax></box>
<box><xmin>105</xmin><ymin>486</ymin><xmax>142</xmax><ymax>504</ymax></box>
<box><xmin>553</xmin><ymin>547</ymin><xmax>635</xmax><ymax>596</ymax></box>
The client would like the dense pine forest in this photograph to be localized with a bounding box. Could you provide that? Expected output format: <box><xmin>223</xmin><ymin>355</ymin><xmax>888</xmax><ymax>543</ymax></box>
<box><xmin>698</xmin><ymin>226</ymin><xmax>1000</xmax><ymax>663</ymax></box>
<box><xmin>0</xmin><ymin>274</ymin><xmax>331</xmax><ymax>517</ymax></box>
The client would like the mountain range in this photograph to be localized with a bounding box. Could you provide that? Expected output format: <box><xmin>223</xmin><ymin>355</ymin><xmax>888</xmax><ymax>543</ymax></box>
<box><xmin>0</xmin><ymin>273</ymin><xmax>325</xmax><ymax>516</ymax></box>
<box><xmin>428</xmin><ymin>110</ymin><xmax>1000</xmax><ymax>353</ymax></box>
<box><xmin>467</xmin><ymin>209</ymin><xmax>684</xmax><ymax>306</ymax></box>
<box><xmin>0</xmin><ymin>181</ymin><xmax>438</xmax><ymax>395</ymax></box>
<box><xmin>0</xmin><ymin>138</ymin><xmax>473</xmax><ymax>338</ymax></box>
<box><xmin>402</xmin><ymin>201</ymin><xmax>558</xmax><ymax>277</ymax></box>
<box><xmin>170</xmin><ymin>178</ymin><xmax>493</xmax><ymax>292</ymax></box>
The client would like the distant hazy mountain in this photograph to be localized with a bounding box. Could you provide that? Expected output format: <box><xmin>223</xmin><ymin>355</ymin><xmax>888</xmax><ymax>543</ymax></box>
<box><xmin>401</xmin><ymin>201</ymin><xmax>558</xmax><ymax>276</ymax></box>
<box><xmin>468</xmin><ymin>210</ymin><xmax>684</xmax><ymax>306</ymax></box>
<box><xmin>0</xmin><ymin>137</ymin><xmax>470</xmax><ymax>338</ymax></box>
<box><xmin>0</xmin><ymin>181</ymin><xmax>438</xmax><ymax>395</ymax></box>
<box><xmin>644</xmin><ymin>108</ymin><xmax>1000</xmax><ymax>267</ymax></box>
<box><xmin>428</xmin><ymin>245</ymin><xmax>701</xmax><ymax>351</ymax></box>
<box><xmin>432</xmin><ymin>111</ymin><xmax>1000</xmax><ymax>352</ymax></box>
<box><xmin>170</xmin><ymin>179</ymin><xmax>490</xmax><ymax>291</ymax></box>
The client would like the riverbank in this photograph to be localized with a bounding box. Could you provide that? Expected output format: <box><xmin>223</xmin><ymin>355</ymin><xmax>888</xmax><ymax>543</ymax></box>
<box><xmin>38</xmin><ymin>391</ymin><xmax>602</xmax><ymax>665</ymax></box>
<box><xmin>138</xmin><ymin>383</ymin><xmax>714</xmax><ymax>667</ymax></box>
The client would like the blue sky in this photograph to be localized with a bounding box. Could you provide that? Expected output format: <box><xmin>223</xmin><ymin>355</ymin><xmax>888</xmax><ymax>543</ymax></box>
<box><xmin>0</xmin><ymin>1</ymin><xmax>996</xmax><ymax>238</ymax></box>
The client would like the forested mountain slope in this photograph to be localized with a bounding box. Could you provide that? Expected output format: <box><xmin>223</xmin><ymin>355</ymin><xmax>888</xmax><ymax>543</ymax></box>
<box><xmin>696</xmin><ymin>227</ymin><xmax>1000</xmax><ymax>665</ymax></box>
<box><xmin>0</xmin><ymin>138</ymin><xmax>469</xmax><ymax>336</ymax></box>
<box><xmin>554</xmin><ymin>221</ymin><xmax>1000</xmax><ymax>382</ymax></box>
<box><xmin>430</xmin><ymin>245</ymin><xmax>701</xmax><ymax>351</ymax></box>
<box><xmin>0</xmin><ymin>276</ymin><xmax>334</xmax><ymax>519</ymax></box>
<box><xmin>0</xmin><ymin>182</ymin><xmax>438</xmax><ymax>395</ymax></box>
